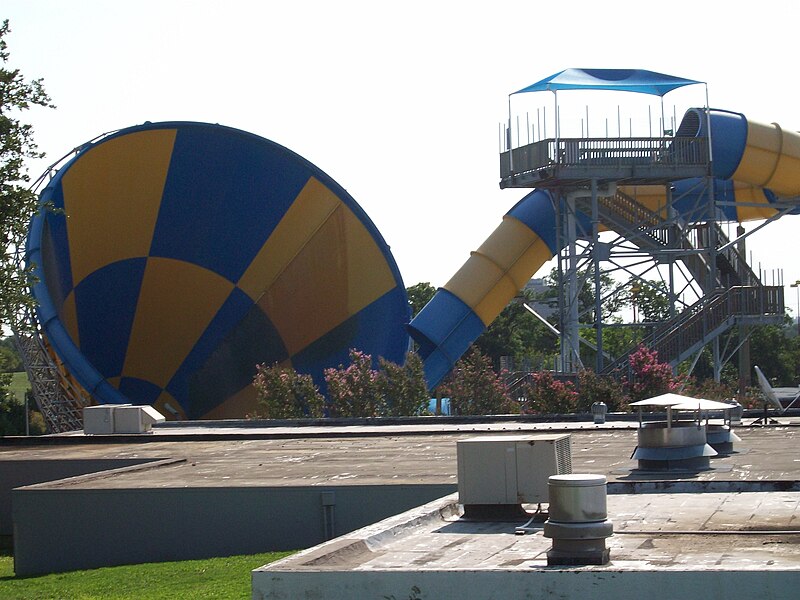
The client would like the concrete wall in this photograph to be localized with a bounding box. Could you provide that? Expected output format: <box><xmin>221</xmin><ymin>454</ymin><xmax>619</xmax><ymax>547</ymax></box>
<box><xmin>0</xmin><ymin>459</ymin><xmax>159</xmax><ymax>536</ymax></box>
<box><xmin>252</xmin><ymin>569</ymin><xmax>800</xmax><ymax>600</ymax></box>
<box><xmin>12</xmin><ymin>483</ymin><xmax>455</xmax><ymax>576</ymax></box>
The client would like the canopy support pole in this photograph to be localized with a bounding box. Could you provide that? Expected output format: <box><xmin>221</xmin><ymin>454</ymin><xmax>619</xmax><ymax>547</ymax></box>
<box><xmin>507</xmin><ymin>94</ymin><xmax>513</xmax><ymax>173</ymax></box>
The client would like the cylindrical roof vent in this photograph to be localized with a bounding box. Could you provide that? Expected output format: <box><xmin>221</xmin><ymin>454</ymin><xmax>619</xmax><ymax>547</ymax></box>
<box><xmin>543</xmin><ymin>474</ymin><xmax>613</xmax><ymax>566</ymax></box>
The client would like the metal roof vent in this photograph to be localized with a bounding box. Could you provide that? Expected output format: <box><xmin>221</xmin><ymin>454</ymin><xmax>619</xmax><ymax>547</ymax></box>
<box><xmin>456</xmin><ymin>434</ymin><xmax>571</xmax><ymax>519</ymax></box>
<box><xmin>544</xmin><ymin>474</ymin><xmax>613</xmax><ymax>565</ymax></box>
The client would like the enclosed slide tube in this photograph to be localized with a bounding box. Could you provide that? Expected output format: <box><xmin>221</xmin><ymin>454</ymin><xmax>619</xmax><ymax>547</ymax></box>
<box><xmin>407</xmin><ymin>191</ymin><xmax>583</xmax><ymax>389</ymax></box>
<box><xmin>626</xmin><ymin>108</ymin><xmax>800</xmax><ymax>221</ymax></box>
<box><xmin>409</xmin><ymin>108</ymin><xmax>800</xmax><ymax>389</ymax></box>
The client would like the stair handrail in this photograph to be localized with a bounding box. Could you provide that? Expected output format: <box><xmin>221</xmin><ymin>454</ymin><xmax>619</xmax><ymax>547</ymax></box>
<box><xmin>602</xmin><ymin>285</ymin><xmax>783</xmax><ymax>376</ymax></box>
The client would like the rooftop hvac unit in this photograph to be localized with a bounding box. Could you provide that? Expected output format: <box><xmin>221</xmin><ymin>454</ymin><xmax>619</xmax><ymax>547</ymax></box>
<box><xmin>83</xmin><ymin>404</ymin><xmax>131</xmax><ymax>434</ymax></box>
<box><xmin>83</xmin><ymin>404</ymin><xmax>165</xmax><ymax>434</ymax></box>
<box><xmin>457</xmin><ymin>434</ymin><xmax>572</xmax><ymax>506</ymax></box>
<box><xmin>113</xmin><ymin>405</ymin><xmax>166</xmax><ymax>433</ymax></box>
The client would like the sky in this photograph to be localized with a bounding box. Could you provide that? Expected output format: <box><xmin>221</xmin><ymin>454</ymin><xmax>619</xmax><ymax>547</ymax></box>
<box><xmin>5</xmin><ymin>0</ymin><xmax>800</xmax><ymax>312</ymax></box>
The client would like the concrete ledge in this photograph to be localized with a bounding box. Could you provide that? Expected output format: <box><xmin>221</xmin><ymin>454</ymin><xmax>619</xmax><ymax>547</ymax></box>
<box><xmin>253</xmin><ymin>569</ymin><xmax>800</xmax><ymax>600</ymax></box>
<box><xmin>0</xmin><ymin>457</ymin><xmax>170</xmax><ymax>536</ymax></box>
<box><xmin>254</xmin><ymin>491</ymin><xmax>800</xmax><ymax>599</ymax></box>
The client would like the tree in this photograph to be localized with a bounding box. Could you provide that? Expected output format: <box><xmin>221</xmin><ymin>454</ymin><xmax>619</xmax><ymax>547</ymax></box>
<box><xmin>406</xmin><ymin>282</ymin><xmax>436</xmax><ymax>318</ymax></box>
<box><xmin>518</xmin><ymin>371</ymin><xmax>578</xmax><ymax>415</ymax></box>
<box><xmin>0</xmin><ymin>337</ymin><xmax>22</xmax><ymax>372</ymax></box>
<box><xmin>0</xmin><ymin>20</ymin><xmax>54</xmax><ymax>328</ymax></box>
<box><xmin>746</xmin><ymin>319</ymin><xmax>799</xmax><ymax>387</ymax></box>
<box><xmin>624</xmin><ymin>345</ymin><xmax>680</xmax><ymax>402</ymax></box>
<box><xmin>324</xmin><ymin>349</ymin><xmax>383</xmax><ymax>417</ymax></box>
<box><xmin>597</xmin><ymin>316</ymin><xmax>646</xmax><ymax>359</ymax></box>
<box><xmin>624</xmin><ymin>280</ymin><xmax>671</xmax><ymax>323</ymax></box>
<box><xmin>576</xmin><ymin>368</ymin><xmax>627</xmax><ymax>412</ymax></box>
<box><xmin>474</xmin><ymin>289</ymin><xmax>557</xmax><ymax>370</ymax></box>
<box><xmin>543</xmin><ymin>267</ymin><xmax>626</xmax><ymax>324</ymax></box>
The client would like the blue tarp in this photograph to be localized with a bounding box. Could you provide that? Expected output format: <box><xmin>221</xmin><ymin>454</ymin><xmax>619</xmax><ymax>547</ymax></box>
<box><xmin>512</xmin><ymin>69</ymin><xmax>703</xmax><ymax>97</ymax></box>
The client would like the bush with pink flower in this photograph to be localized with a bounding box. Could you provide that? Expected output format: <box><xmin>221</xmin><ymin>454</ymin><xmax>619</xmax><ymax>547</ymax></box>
<box><xmin>624</xmin><ymin>345</ymin><xmax>681</xmax><ymax>402</ymax></box>
<box><xmin>518</xmin><ymin>370</ymin><xmax>578</xmax><ymax>415</ymax></box>
<box><xmin>437</xmin><ymin>347</ymin><xmax>516</xmax><ymax>415</ymax></box>
<box><xmin>252</xmin><ymin>363</ymin><xmax>325</xmax><ymax>419</ymax></box>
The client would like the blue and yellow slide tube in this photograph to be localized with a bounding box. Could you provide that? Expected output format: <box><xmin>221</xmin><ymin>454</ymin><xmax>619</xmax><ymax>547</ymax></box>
<box><xmin>408</xmin><ymin>190</ymin><xmax>563</xmax><ymax>388</ymax></box>
<box><xmin>411</xmin><ymin>108</ymin><xmax>800</xmax><ymax>389</ymax></box>
<box><xmin>626</xmin><ymin>109</ymin><xmax>800</xmax><ymax>221</ymax></box>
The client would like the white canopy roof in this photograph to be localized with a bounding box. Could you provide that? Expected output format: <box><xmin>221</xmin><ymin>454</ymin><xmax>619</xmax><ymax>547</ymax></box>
<box><xmin>630</xmin><ymin>393</ymin><xmax>734</xmax><ymax>411</ymax></box>
<box><xmin>629</xmin><ymin>393</ymin><xmax>700</xmax><ymax>407</ymax></box>
<box><xmin>672</xmin><ymin>398</ymin><xmax>735</xmax><ymax>411</ymax></box>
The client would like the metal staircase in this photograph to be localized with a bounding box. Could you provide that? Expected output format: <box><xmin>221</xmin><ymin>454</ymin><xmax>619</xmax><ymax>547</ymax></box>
<box><xmin>575</xmin><ymin>189</ymin><xmax>780</xmax><ymax>376</ymax></box>
<box><xmin>577</xmin><ymin>190</ymin><xmax>760</xmax><ymax>292</ymax></box>
<box><xmin>13</xmin><ymin>328</ymin><xmax>87</xmax><ymax>432</ymax></box>
<box><xmin>601</xmin><ymin>285</ymin><xmax>784</xmax><ymax>377</ymax></box>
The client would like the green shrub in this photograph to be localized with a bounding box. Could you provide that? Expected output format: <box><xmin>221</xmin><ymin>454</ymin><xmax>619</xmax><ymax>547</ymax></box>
<box><xmin>377</xmin><ymin>352</ymin><xmax>429</xmax><ymax>417</ymax></box>
<box><xmin>324</xmin><ymin>349</ymin><xmax>383</xmax><ymax>417</ymax></box>
<box><xmin>252</xmin><ymin>363</ymin><xmax>324</xmax><ymax>419</ymax></box>
<box><xmin>439</xmin><ymin>347</ymin><xmax>515</xmax><ymax>415</ymax></box>
<box><xmin>576</xmin><ymin>369</ymin><xmax>627</xmax><ymax>412</ymax></box>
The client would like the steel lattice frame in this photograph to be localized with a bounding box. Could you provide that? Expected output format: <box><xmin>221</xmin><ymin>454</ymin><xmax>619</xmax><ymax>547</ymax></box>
<box><xmin>7</xmin><ymin>143</ymin><xmax>101</xmax><ymax>433</ymax></box>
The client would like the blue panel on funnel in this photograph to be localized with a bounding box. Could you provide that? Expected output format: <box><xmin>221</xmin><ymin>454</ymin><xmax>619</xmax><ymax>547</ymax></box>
<box><xmin>408</xmin><ymin>289</ymin><xmax>486</xmax><ymax>389</ymax></box>
<box><xmin>74</xmin><ymin>257</ymin><xmax>147</xmax><ymax>379</ymax></box>
<box><xmin>118</xmin><ymin>377</ymin><xmax>164</xmax><ymax>406</ymax></box>
<box><xmin>150</xmin><ymin>126</ymin><xmax>312</xmax><ymax>282</ymax></box>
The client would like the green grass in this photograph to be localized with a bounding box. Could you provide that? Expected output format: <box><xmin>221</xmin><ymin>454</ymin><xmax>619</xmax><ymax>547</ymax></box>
<box><xmin>0</xmin><ymin>551</ymin><xmax>294</xmax><ymax>599</ymax></box>
<box><xmin>8</xmin><ymin>372</ymin><xmax>30</xmax><ymax>403</ymax></box>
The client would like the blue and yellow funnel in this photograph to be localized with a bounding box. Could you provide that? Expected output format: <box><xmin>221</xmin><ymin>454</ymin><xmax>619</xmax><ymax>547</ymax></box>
<box><xmin>27</xmin><ymin>122</ymin><xmax>409</xmax><ymax>419</ymax></box>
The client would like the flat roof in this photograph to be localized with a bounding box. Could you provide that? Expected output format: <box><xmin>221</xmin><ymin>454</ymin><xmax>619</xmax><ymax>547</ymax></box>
<box><xmin>5</xmin><ymin>418</ymin><xmax>800</xmax><ymax>490</ymax></box>
<box><xmin>259</xmin><ymin>490</ymin><xmax>800</xmax><ymax>574</ymax></box>
<box><xmin>6</xmin><ymin>416</ymin><xmax>800</xmax><ymax>596</ymax></box>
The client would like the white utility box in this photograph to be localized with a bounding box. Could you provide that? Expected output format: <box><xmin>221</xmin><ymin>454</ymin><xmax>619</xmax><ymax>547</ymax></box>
<box><xmin>457</xmin><ymin>434</ymin><xmax>572</xmax><ymax>505</ymax></box>
<box><xmin>113</xmin><ymin>405</ymin><xmax>166</xmax><ymax>433</ymax></box>
<box><xmin>83</xmin><ymin>404</ymin><xmax>130</xmax><ymax>434</ymax></box>
<box><xmin>83</xmin><ymin>404</ymin><xmax>165</xmax><ymax>434</ymax></box>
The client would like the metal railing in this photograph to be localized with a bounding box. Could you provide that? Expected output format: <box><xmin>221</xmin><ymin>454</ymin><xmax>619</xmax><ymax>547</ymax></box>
<box><xmin>585</xmin><ymin>192</ymin><xmax>761</xmax><ymax>291</ymax></box>
<box><xmin>500</xmin><ymin>136</ymin><xmax>709</xmax><ymax>180</ymax></box>
<box><xmin>577</xmin><ymin>190</ymin><xmax>672</xmax><ymax>248</ymax></box>
<box><xmin>603</xmin><ymin>285</ymin><xmax>784</xmax><ymax>377</ymax></box>
<box><xmin>13</xmin><ymin>328</ymin><xmax>87</xmax><ymax>432</ymax></box>
<box><xmin>681</xmin><ymin>223</ymin><xmax>762</xmax><ymax>288</ymax></box>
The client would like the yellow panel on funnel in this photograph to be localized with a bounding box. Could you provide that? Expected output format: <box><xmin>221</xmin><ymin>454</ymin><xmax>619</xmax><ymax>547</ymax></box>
<box><xmin>734</xmin><ymin>120</ymin><xmax>800</xmax><ymax>196</ymax></box>
<box><xmin>237</xmin><ymin>177</ymin><xmax>339</xmax><ymax>300</ymax></box>
<box><xmin>734</xmin><ymin>183</ymin><xmax>777</xmax><ymax>221</ymax></box>
<box><xmin>62</xmin><ymin>129</ymin><xmax>177</xmax><ymax>288</ymax></box>
<box><xmin>122</xmin><ymin>257</ymin><xmax>233</xmax><ymax>388</ymax></box>
<box><xmin>254</xmin><ymin>187</ymin><xmax>396</xmax><ymax>356</ymax></box>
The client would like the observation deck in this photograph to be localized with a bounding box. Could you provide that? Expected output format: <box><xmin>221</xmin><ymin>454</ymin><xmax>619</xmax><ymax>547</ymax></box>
<box><xmin>500</xmin><ymin>136</ymin><xmax>710</xmax><ymax>189</ymax></box>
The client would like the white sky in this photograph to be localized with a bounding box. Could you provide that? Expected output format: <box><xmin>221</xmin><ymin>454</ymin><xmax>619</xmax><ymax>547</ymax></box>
<box><xmin>5</xmin><ymin>0</ymin><xmax>800</xmax><ymax>311</ymax></box>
